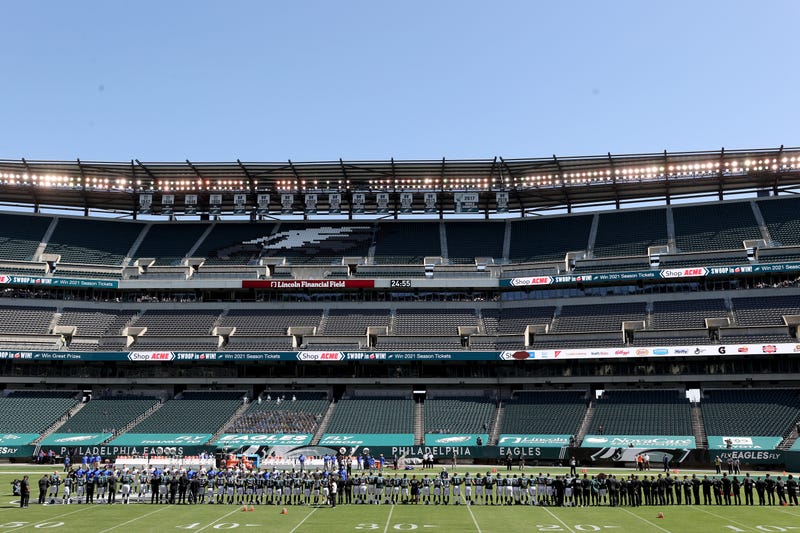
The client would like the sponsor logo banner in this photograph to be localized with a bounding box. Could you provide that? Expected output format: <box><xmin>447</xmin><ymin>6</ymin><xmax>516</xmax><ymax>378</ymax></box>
<box><xmin>41</xmin><ymin>433</ymin><xmax>112</xmax><ymax>446</ymax></box>
<box><xmin>0</xmin><ymin>275</ymin><xmax>118</xmax><ymax>289</ymax></box>
<box><xmin>127</xmin><ymin>351</ymin><xmax>175</xmax><ymax>361</ymax></box>
<box><xmin>319</xmin><ymin>434</ymin><xmax>415</xmax><ymax>447</ymax></box>
<box><xmin>424</xmin><ymin>434</ymin><xmax>488</xmax><ymax>446</ymax></box>
<box><xmin>109</xmin><ymin>434</ymin><xmax>212</xmax><ymax>446</ymax></box>
<box><xmin>709</xmin><ymin>449</ymin><xmax>785</xmax><ymax>464</ymax></box>
<box><xmin>214</xmin><ymin>434</ymin><xmax>312</xmax><ymax>448</ymax></box>
<box><xmin>0</xmin><ymin>433</ymin><xmax>39</xmax><ymax>446</ymax></box>
<box><xmin>707</xmin><ymin>436</ymin><xmax>783</xmax><ymax>450</ymax></box>
<box><xmin>497</xmin><ymin>434</ymin><xmax>572</xmax><ymax>447</ymax></box>
<box><xmin>0</xmin><ymin>444</ymin><xmax>36</xmax><ymax>458</ymax></box>
<box><xmin>242</xmin><ymin>279</ymin><xmax>375</xmax><ymax>289</ymax></box>
<box><xmin>581</xmin><ymin>435</ymin><xmax>696</xmax><ymax>449</ymax></box>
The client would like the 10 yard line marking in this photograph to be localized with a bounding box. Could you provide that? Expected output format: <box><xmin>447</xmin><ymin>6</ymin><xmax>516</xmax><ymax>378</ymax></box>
<box><xmin>541</xmin><ymin>507</ymin><xmax>575</xmax><ymax>533</ymax></box>
<box><xmin>466</xmin><ymin>503</ymin><xmax>483</xmax><ymax>533</ymax></box>
<box><xmin>197</xmin><ymin>508</ymin><xmax>245</xmax><ymax>533</ymax></box>
<box><xmin>97</xmin><ymin>505</ymin><xmax>169</xmax><ymax>533</ymax></box>
<box><xmin>619</xmin><ymin>508</ymin><xmax>672</xmax><ymax>533</ymax></box>
<box><xmin>289</xmin><ymin>507</ymin><xmax>318</xmax><ymax>533</ymax></box>
<box><xmin>383</xmin><ymin>505</ymin><xmax>395</xmax><ymax>533</ymax></box>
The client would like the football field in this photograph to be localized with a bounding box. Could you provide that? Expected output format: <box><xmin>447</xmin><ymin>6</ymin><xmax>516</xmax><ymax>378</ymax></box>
<box><xmin>2</xmin><ymin>466</ymin><xmax>799</xmax><ymax>533</ymax></box>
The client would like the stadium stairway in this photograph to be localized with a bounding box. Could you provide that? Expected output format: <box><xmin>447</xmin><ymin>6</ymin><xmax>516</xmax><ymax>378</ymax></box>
<box><xmin>209</xmin><ymin>400</ymin><xmax>252</xmax><ymax>444</ymax></box>
<box><xmin>489</xmin><ymin>402</ymin><xmax>504</xmax><ymax>445</ymax></box>
<box><xmin>414</xmin><ymin>400</ymin><xmax>424</xmax><ymax>445</ymax></box>
<box><xmin>115</xmin><ymin>400</ymin><xmax>164</xmax><ymax>437</ymax></box>
<box><xmin>32</xmin><ymin>399</ymin><xmax>87</xmax><ymax>446</ymax></box>
<box><xmin>690</xmin><ymin>402</ymin><xmax>708</xmax><ymax>449</ymax></box>
<box><xmin>778</xmin><ymin>425</ymin><xmax>799</xmax><ymax>450</ymax></box>
<box><xmin>311</xmin><ymin>401</ymin><xmax>337</xmax><ymax>445</ymax></box>
<box><xmin>575</xmin><ymin>401</ymin><xmax>596</xmax><ymax>446</ymax></box>
<box><xmin>33</xmin><ymin>217</ymin><xmax>59</xmax><ymax>261</ymax></box>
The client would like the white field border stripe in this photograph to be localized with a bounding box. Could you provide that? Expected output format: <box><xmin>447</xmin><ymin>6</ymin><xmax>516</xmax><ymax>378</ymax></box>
<box><xmin>690</xmin><ymin>505</ymin><xmax>752</xmax><ymax>529</ymax></box>
<box><xmin>4</xmin><ymin>505</ymin><xmax>93</xmax><ymax>533</ymax></box>
<box><xmin>96</xmin><ymin>505</ymin><xmax>169</xmax><ymax>533</ymax></box>
<box><xmin>196</xmin><ymin>508</ymin><xmax>245</xmax><ymax>533</ymax></box>
<box><xmin>541</xmin><ymin>507</ymin><xmax>575</xmax><ymax>533</ymax></box>
<box><xmin>777</xmin><ymin>508</ymin><xmax>800</xmax><ymax>518</ymax></box>
<box><xmin>289</xmin><ymin>506</ymin><xmax>318</xmax><ymax>533</ymax></box>
<box><xmin>466</xmin><ymin>502</ymin><xmax>483</xmax><ymax>533</ymax></box>
<box><xmin>619</xmin><ymin>508</ymin><xmax>672</xmax><ymax>533</ymax></box>
<box><xmin>382</xmin><ymin>504</ymin><xmax>395</xmax><ymax>533</ymax></box>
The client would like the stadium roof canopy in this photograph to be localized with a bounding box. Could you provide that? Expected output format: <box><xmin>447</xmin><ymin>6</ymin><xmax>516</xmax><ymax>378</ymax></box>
<box><xmin>0</xmin><ymin>146</ymin><xmax>799</xmax><ymax>217</ymax></box>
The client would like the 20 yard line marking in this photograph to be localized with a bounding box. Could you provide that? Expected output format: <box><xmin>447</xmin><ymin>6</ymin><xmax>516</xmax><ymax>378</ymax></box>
<box><xmin>96</xmin><ymin>505</ymin><xmax>169</xmax><ymax>533</ymax></box>
<box><xmin>289</xmin><ymin>507</ymin><xmax>318</xmax><ymax>533</ymax></box>
<box><xmin>466</xmin><ymin>503</ymin><xmax>482</xmax><ymax>533</ymax></box>
<box><xmin>541</xmin><ymin>507</ymin><xmax>575</xmax><ymax>533</ymax></box>
<box><xmin>619</xmin><ymin>508</ymin><xmax>672</xmax><ymax>533</ymax></box>
<box><xmin>383</xmin><ymin>505</ymin><xmax>395</xmax><ymax>533</ymax></box>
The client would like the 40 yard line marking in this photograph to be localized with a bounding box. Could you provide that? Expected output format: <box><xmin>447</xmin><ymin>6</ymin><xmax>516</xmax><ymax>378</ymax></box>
<box><xmin>690</xmin><ymin>506</ymin><xmax>751</xmax><ymax>530</ymax></box>
<box><xmin>196</xmin><ymin>508</ymin><xmax>245</xmax><ymax>533</ymax></box>
<box><xmin>288</xmin><ymin>507</ymin><xmax>318</xmax><ymax>533</ymax></box>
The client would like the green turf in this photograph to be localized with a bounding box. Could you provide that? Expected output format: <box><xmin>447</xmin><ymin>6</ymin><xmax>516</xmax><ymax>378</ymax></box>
<box><xmin>0</xmin><ymin>465</ymin><xmax>798</xmax><ymax>533</ymax></box>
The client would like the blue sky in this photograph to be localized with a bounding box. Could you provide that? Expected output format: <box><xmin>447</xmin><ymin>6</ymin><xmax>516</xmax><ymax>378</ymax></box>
<box><xmin>1</xmin><ymin>1</ymin><xmax>797</xmax><ymax>162</ymax></box>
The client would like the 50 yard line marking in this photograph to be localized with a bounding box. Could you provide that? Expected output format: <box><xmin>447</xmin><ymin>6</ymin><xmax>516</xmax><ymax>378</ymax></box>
<box><xmin>4</xmin><ymin>505</ymin><xmax>93</xmax><ymax>533</ymax></box>
<box><xmin>619</xmin><ymin>508</ymin><xmax>672</xmax><ymax>533</ymax></box>
<box><xmin>466</xmin><ymin>502</ymin><xmax>483</xmax><ymax>533</ymax></box>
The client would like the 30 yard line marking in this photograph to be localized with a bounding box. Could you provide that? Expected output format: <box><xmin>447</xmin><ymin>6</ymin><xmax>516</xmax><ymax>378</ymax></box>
<box><xmin>466</xmin><ymin>502</ymin><xmax>483</xmax><ymax>533</ymax></box>
<box><xmin>96</xmin><ymin>505</ymin><xmax>169</xmax><ymax>533</ymax></box>
<box><xmin>619</xmin><ymin>508</ymin><xmax>672</xmax><ymax>533</ymax></box>
<box><xmin>197</xmin><ymin>508</ymin><xmax>245</xmax><ymax>533</ymax></box>
<box><xmin>288</xmin><ymin>506</ymin><xmax>318</xmax><ymax>533</ymax></box>
<box><xmin>541</xmin><ymin>507</ymin><xmax>575</xmax><ymax>533</ymax></box>
<box><xmin>383</xmin><ymin>505</ymin><xmax>395</xmax><ymax>533</ymax></box>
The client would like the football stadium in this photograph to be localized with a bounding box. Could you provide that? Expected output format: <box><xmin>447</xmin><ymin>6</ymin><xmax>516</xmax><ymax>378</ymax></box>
<box><xmin>1</xmin><ymin>148</ymin><xmax>800</xmax><ymax>532</ymax></box>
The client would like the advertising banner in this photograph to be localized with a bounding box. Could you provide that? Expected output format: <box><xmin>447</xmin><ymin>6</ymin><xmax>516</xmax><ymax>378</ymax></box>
<box><xmin>424</xmin><ymin>434</ymin><xmax>489</xmax><ymax>447</ymax></box>
<box><xmin>581</xmin><ymin>435</ymin><xmax>696</xmax><ymax>449</ymax></box>
<box><xmin>41</xmin><ymin>433</ymin><xmax>113</xmax><ymax>446</ymax></box>
<box><xmin>497</xmin><ymin>434</ymin><xmax>572</xmax><ymax>448</ymax></box>
<box><xmin>242</xmin><ymin>279</ymin><xmax>375</xmax><ymax>289</ymax></box>
<box><xmin>214</xmin><ymin>434</ymin><xmax>313</xmax><ymax>448</ymax></box>
<box><xmin>707</xmin><ymin>436</ymin><xmax>783</xmax><ymax>450</ymax></box>
<box><xmin>319</xmin><ymin>434</ymin><xmax>415</xmax><ymax>447</ymax></box>
<box><xmin>0</xmin><ymin>275</ymin><xmax>118</xmax><ymax>289</ymax></box>
<box><xmin>0</xmin><ymin>433</ymin><xmax>39</xmax><ymax>446</ymax></box>
<box><xmin>109</xmin><ymin>434</ymin><xmax>213</xmax><ymax>446</ymax></box>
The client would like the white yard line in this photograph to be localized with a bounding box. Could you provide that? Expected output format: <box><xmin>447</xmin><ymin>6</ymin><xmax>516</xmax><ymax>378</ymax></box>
<box><xmin>382</xmin><ymin>504</ymin><xmax>395</xmax><ymax>533</ymax></box>
<box><xmin>4</xmin><ymin>504</ymin><xmax>93</xmax><ymax>533</ymax></box>
<box><xmin>541</xmin><ymin>507</ymin><xmax>575</xmax><ymax>533</ymax></box>
<box><xmin>619</xmin><ymin>507</ymin><xmax>672</xmax><ymax>533</ymax></box>
<box><xmin>690</xmin><ymin>505</ymin><xmax>752</xmax><ymax>529</ymax></box>
<box><xmin>289</xmin><ymin>506</ymin><xmax>318</xmax><ymax>533</ymax></box>
<box><xmin>466</xmin><ymin>503</ymin><xmax>483</xmax><ymax>533</ymax></box>
<box><xmin>196</xmin><ymin>507</ymin><xmax>246</xmax><ymax>533</ymax></box>
<box><xmin>96</xmin><ymin>505</ymin><xmax>169</xmax><ymax>533</ymax></box>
